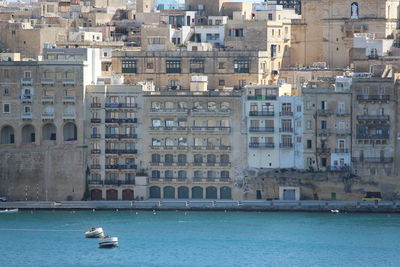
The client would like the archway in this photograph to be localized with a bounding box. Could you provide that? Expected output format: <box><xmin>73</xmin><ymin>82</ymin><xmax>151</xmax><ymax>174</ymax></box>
<box><xmin>178</xmin><ymin>186</ymin><xmax>189</xmax><ymax>199</ymax></box>
<box><xmin>220</xmin><ymin>187</ymin><xmax>232</xmax><ymax>200</ymax></box>
<box><xmin>122</xmin><ymin>189</ymin><xmax>134</xmax><ymax>200</ymax></box>
<box><xmin>21</xmin><ymin>124</ymin><xmax>35</xmax><ymax>143</ymax></box>
<box><xmin>149</xmin><ymin>186</ymin><xmax>161</xmax><ymax>198</ymax></box>
<box><xmin>191</xmin><ymin>186</ymin><xmax>203</xmax><ymax>199</ymax></box>
<box><xmin>63</xmin><ymin>122</ymin><xmax>77</xmax><ymax>141</ymax></box>
<box><xmin>0</xmin><ymin>125</ymin><xmax>15</xmax><ymax>144</ymax></box>
<box><xmin>206</xmin><ymin>186</ymin><xmax>218</xmax><ymax>199</ymax></box>
<box><xmin>42</xmin><ymin>123</ymin><xmax>57</xmax><ymax>140</ymax></box>
<box><xmin>91</xmin><ymin>189</ymin><xmax>102</xmax><ymax>200</ymax></box>
<box><xmin>106</xmin><ymin>189</ymin><xmax>118</xmax><ymax>200</ymax></box>
<box><xmin>163</xmin><ymin>186</ymin><xmax>175</xmax><ymax>199</ymax></box>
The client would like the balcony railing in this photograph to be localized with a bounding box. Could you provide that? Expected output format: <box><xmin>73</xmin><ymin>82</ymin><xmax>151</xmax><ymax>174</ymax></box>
<box><xmin>249</xmin><ymin>143</ymin><xmax>275</xmax><ymax>148</ymax></box>
<box><xmin>334</xmin><ymin>148</ymin><xmax>349</xmax><ymax>153</ymax></box>
<box><xmin>42</xmin><ymin>112</ymin><xmax>55</xmax><ymax>120</ymax></box>
<box><xmin>191</xmin><ymin>109</ymin><xmax>231</xmax><ymax>116</ymax></box>
<box><xmin>249</xmin><ymin>111</ymin><xmax>274</xmax><ymax>116</ymax></box>
<box><xmin>62</xmin><ymin>113</ymin><xmax>76</xmax><ymax>120</ymax></box>
<box><xmin>356</xmin><ymin>133</ymin><xmax>389</xmax><ymax>140</ymax></box>
<box><xmin>41</xmin><ymin>78</ymin><xmax>54</xmax><ymax>85</ymax></box>
<box><xmin>90</xmin><ymin>134</ymin><xmax>101</xmax><ymax>139</ymax></box>
<box><xmin>317</xmin><ymin>109</ymin><xmax>331</xmax><ymax>116</ymax></box>
<box><xmin>318</xmin><ymin>129</ymin><xmax>329</xmax><ymax>135</ymax></box>
<box><xmin>357</xmin><ymin>95</ymin><xmax>390</xmax><ymax>102</ymax></box>
<box><xmin>62</xmin><ymin>96</ymin><xmax>76</xmax><ymax>103</ymax></box>
<box><xmin>90</xmin><ymin>103</ymin><xmax>101</xmax><ymax>108</ymax></box>
<box><xmin>249</xmin><ymin>127</ymin><xmax>274</xmax><ymax>133</ymax></box>
<box><xmin>105</xmin><ymin>134</ymin><xmax>138</xmax><ymax>139</ymax></box>
<box><xmin>247</xmin><ymin>95</ymin><xmax>277</xmax><ymax>101</ymax></box>
<box><xmin>105</xmin><ymin>118</ymin><xmax>138</xmax><ymax>124</ymax></box>
<box><xmin>149</xmin><ymin>126</ymin><xmax>188</xmax><ymax>131</ymax></box>
<box><xmin>352</xmin><ymin>157</ymin><xmax>393</xmax><ymax>163</ymax></box>
<box><xmin>21</xmin><ymin>96</ymin><xmax>32</xmax><ymax>103</ymax></box>
<box><xmin>89</xmin><ymin>179</ymin><xmax>136</xmax><ymax>186</ymax></box>
<box><xmin>336</xmin><ymin>111</ymin><xmax>350</xmax><ymax>116</ymax></box>
<box><xmin>192</xmin><ymin>145</ymin><xmax>231</xmax><ymax>151</ymax></box>
<box><xmin>334</xmin><ymin>129</ymin><xmax>351</xmax><ymax>135</ymax></box>
<box><xmin>357</xmin><ymin>115</ymin><xmax>390</xmax><ymax>121</ymax></box>
<box><xmin>21</xmin><ymin>112</ymin><xmax>32</xmax><ymax>119</ymax></box>
<box><xmin>279</xmin><ymin>143</ymin><xmax>293</xmax><ymax>149</ymax></box>
<box><xmin>316</xmin><ymin>148</ymin><xmax>330</xmax><ymax>154</ymax></box>
<box><xmin>105</xmin><ymin>149</ymin><xmax>138</xmax><ymax>154</ymax></box>
<box><xmin>91</xmin><ymin>118</ymin><xmax>101</xmax><ymax>123</ymax></box>
<box><xmin>41</xmin><ymin>96</ymin><xmax>54</xmax><ymax>103</ymax></box>
<box><xmin>150</xmin><ymin>108</ymin><xmax>188</xmax><ymax>114</ymax></box>
<box><xmin>21</xmin><ymin>77</ymin><xmax>32</xmax><ymax>84</ymax></box>
<box><xmin>62</xmin><ymin>79</ymin><xmax>75</xmax><ymax>85</ymax></box>
<box><xmin>150</xmin><ymin>145</ymin><xmax>188</xmax><ymax>151</ymax></box>
<box><xmin>105</xmin><ymin>103</ymin><xmax>138</xmax><ymax>109</ymax></box>
<box><xmin>91</xmin><ymin>149</ymin><xmax>101</xmax><ymax>154</ymax></box>
<box><xmin>279</xmin><ymin>111</ymin><xmax>293</xmax><ymax>116</ymax></box>
<box><xmin>191</xmin><ymin>126</ymin><xmax>231</xmax><ymax>133</ymax></box>
<box><xmin>279</xmin><ymin>128</ymin><xmax>293</xmax><ymax>133</ymax></box>
<box><xmin>328</xmin><ymin>166</ymin><xmax>351</xmax><ymax>172</ymax></box>
<box><xmin>105</xmin><ymin>164</ymin><xmax>137</xmax><ymax>170</ymax></box>
<box><xmin>91</xmin><ymin>164</ymin><xmax>101</xmax><ymax>169</ymax></box>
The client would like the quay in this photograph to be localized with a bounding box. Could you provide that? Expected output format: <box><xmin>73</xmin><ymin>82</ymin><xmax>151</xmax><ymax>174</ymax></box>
<box><xmin>1</xmin><ymin>200</ymin><xmax>400</xmax><ymax>213</ymax></box>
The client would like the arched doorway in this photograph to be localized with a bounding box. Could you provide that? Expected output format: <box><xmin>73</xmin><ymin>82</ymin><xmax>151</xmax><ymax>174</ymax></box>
<box><xmin>1</xmin><ymin>125</ymin><xmax>15</xmax><ymax>144</ymax></box>
<box><xmin>206</xmin><ymin>186</ymin><xmax>217</xmax><ymax>199</ymax></box>
<box><xmin>42</xmin><ymin>123</ymin><xmax>57</xmax><ymax>140</ymax></box>
<box><xmin>106</xmin><ymin>189</ymin><xmax>118</xmax><ymax>200</ymax></box>
<box><xmin>220</xmin><ymin>187</ymin><xmax>232</xmax><ymax>200</ymax></box>
<box><xmin>191</xmin><ymin>186</ymin><xmax>203</xmax><ymax>199</ymax></box>
<box><xmin>149</xmin><ymin>186</ymin><xmax>161</xmax><ymax>198</ymax></box>
<box><xmin>91</xmin><ymin>189</ymin><xmax>102</xmax><ymax>200</ymax></box>
<box><xmin>21</xmin><ymin>124</ymin><xmax>35</xmax><ymax>143</ymax></box>
<box><xmin>63</xmin><ymin>122</ymin><xmax>77</xmax><ymax>141</ymax></box>
<box><xmin>178</xmin><ymin>186</ymin><xmax>189</xmax><ymax>199</ymax></box>
<box><xmin>122</xmin><ymin>189</ymin><xmax>134</xmax><ymax>200</ymax></box>
<box><xmin>163</xmin><ymin>186</ymin><xmax>175</xmax><ymax>199</ymax></box>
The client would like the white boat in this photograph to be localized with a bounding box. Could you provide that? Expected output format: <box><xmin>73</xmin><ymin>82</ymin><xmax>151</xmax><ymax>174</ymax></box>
<box><xmin>85</xmin><ymin>227</ymin><xmax>105</xmax><ymax>238</ymax></box>
<box><xmin>99</xmin><ymin>236</ymin><xmax>119</xmax><ymax>248</ymax></box>
<box><xmin>0</xmin><ymin>208</ymin><xmax>18</xmax><ymax>213</ymax></box>
<box><xmin>330</xmin><ymin>209</ymin><xmax>339</xmax><ymax>214</ymax></box>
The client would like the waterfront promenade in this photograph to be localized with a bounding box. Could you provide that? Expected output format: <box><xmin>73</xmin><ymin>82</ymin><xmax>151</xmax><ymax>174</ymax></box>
<box><xmin>1</xmin><ymin>200</ymin><xmax>400</xmax><ymax>213</ymax></box>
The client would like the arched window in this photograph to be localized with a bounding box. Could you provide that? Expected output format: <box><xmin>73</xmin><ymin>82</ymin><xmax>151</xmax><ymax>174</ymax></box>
<box><xmin>191</xmin><ymin>186</ymin><xmax>203</xmax><ymax>199</ymax></box>
<box><xmin>149</xmin><ymin>186</ymin><xmax>161</xmax><ymax>198</ymax></box>
<box><xmin>220</xmin><ymin>186</ymin><xmax>232</xmax><ymax>200</ymax></box>
<box><xmin>206</xmin><ymin>186</ymin><xmax>217</xmax><ymax>199</ymax></box>
<box><xmin>151</xmin><ymin>154</ymin><xmax>160</xmax><ymax>163</ymax></box>
<box><xmin>0</xmin><ymin>125</ymin><xmax>14</xmax><ymax>144</ymax></box>
<box><xmin>21</xmin><ymin>124</ymin><xmax>35</xmax><ymax>143</ymax></box>
<box><xmin>221</xmin><ymin>171</ymin><xmax>230</xmax><ymax>179</ymax></box>
<box><xmin>194</xmin><ymin>154</ymin><xmax>203</xmax><ymax>163</ymax></box>
<box><xmin>63</xmin><ymin>122</ymin><xmax>77</xmax><ymax>141</ymax></box>
<box><xmin>178</xmin><ymin>170</ymin><xmax>187</xmax><ymax>180</ymax></box>
<box><xmin>178</xmin><ymin>154</ymin><xmax>186</xmax><ymax>164</ymax></box>
<box><xmin>165</xmin><ymin>154</ymin><xmax>174</xmax><ymax>163</ymax></box>
<box><xmin>207</xmin><ymin>154</ymin><xmax>216</xmax><ymax>163</ymax></box>
<box><xmin>163</xmin><ymin>186</ymin><xmax>175</xmax><ymax>199</ymax></box>
<box><xmin>42</xmin><ymin>123</ymin><xmax>56</xmax><ymax>141</ymax></box>
<box><xmin>151</xmin><ymin>170</ymin><xmax>160</xmax><ymax>179</ymax></box>
<box><xmin>178</xmin><ymin>186</ymin><xmax>189</xmax><ymax>199</ymax></box>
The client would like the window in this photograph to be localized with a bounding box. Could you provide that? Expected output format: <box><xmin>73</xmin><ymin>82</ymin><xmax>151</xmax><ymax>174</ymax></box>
<box><xmin>234</xmin><ymin>60</ymin><xmax>250</xmax><ymax>73</ymax></box>
<box><xmin>4</xmin><ymin>88</ymin><xmax>9</xmax><ymax>96</ymax></box>
<box><xmin>239</xmin><ymin>80</ymin><xmax>247</xmax><ymax>88</ymax></box>
<box><xmin>218</xmin><ymin>62</ymin><xmax>225</xmax><ymax>69</ymax></box>
<box><xmin>152</xmin><ymin>138</ymin><xmax>161</xmax><ymax>146</ymax></box>
<box><xmin>152</xmin><ymin>170</ymin><xmax>160</xmax><ymax>179</ymax></box>
<box><xmin>219</xmin><ymin>80</ymin><xmax>225</xmax><ymax>86</ymax></box>
<box><xmin>166</xmin><ymin>60</ymin><xmax>181</xmax><ymax>73</ymax></box>
<box><xmin>190</xmin><ymin>59</ymin><xmax>204</xmax><ymax>73</ymax></box>
<box><xmin>271</xmin><ymin>44</ymin><xmax>277</xmax><ymax>58</ymax></box>
<box><xmin>3</xmin><ymin>103</ymin><xmax>10</xmax><ymax>113</ymax></box>
<box><xmin>229</xmin><ymin>28</ymin><xmax>243</xmax><ymax>37</ymax></box>
<box><xmin>321</xmin><ymin>120</ymin><xmax>327</xmax><ymax>129</ymax></box>
<box><xmin>268</xmin><ymin>13</ymin><xmax>273</xmax><ymax>20</ymax></box>
<box><xmin>146</xmin><ymin>62</ymin><xmax>154</xmax><ymax>69</ymax></box>
<box><xmin>297</xmin><ymin>105</ymin><xmax>301</xmax><ymax>112</ymax></box>
<box><xmin>321</xmin><ymin>158</ymin><xmax>327</xmax><ymax>167</ymax></box>
<box><xmin>307</xmin><ymin>140</ymin><xmax>312</xmax><ymax>149</ymax></box>
<box><xmin>122</xmin><ymin>60</ymin><xmax>137</xmax><ymax>73</ymax></box>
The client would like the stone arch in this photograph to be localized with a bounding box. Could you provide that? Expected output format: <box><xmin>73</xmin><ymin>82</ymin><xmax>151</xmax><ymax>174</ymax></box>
<box><xmin>191</xmin><ymin>186</ymin><xmax>203</xmax><ymax>199</ymax></box>
<box><xmin>91</xmin><ymin>189</ymin><xmax>102</xmax><ymax>200</ymax></box>
<box><xmin>63</xmin><ymin>122</ymin><xmax>77</xmax><ymax>141</ymax></box>
<box><xmin>21</xmin><ymin>124</ymin><xmax>35</xmax><ymax>143</ymax></box>
<box><xmin>178</xmin><ymin>186</ymin><xmax>189</xmax><ymax>199</ymax></box>
<box><xmin>220</xmin><ymin>186</ymin><xmax>232</xmax><ymax>200</ymax></box>
<box><xmin>206</xmin><ymin>186</ymin><xmax>218</xmax><ymax>199</ymax></box>
<box><xmin>1</xmin><ymin>125</ymin><xmax>15</xmax><ymax>144</ymax></box>
<box><xmin>122</xmin><ymin>189</ymin><xmax>134</xmax><ymax>200</ymax></box>
<box><xmin>163</xmin><ymin>186</ymin><xmax>175</xmax><ymax>199</ymax></box>
<box><xmin>149</xmin><ymin>186</ymin><xmax>161</xmax><ymax>198</ymax></box>
<box><xmin>42</xmin><ymin>123</ymin><xmax>57</xmax><ymax>141</ymax></box>
<box><xmin>106</xmin><ymin>189</ymin><xmax>118</xmax><ymax>200</ymax></box>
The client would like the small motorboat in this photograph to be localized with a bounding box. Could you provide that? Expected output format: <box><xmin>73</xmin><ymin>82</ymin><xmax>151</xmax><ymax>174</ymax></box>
<box><xmin>330</xmin><ymin>209</ymin><xmax>339</xmax><ymax>214</ymax></box>
<box><xmin>99</xmin><ymin>236</ymin><xmax>119</xmax><ymax>248</ymax></box>
<box><xmin>0</xmin><ymin>208</ymin><xmax>18</xmax><ymax>213</ymax></box>
<box><xmin>85</xmin><ymin>227</ymin><xmax>105</xmax><ymax>238</ymax></box>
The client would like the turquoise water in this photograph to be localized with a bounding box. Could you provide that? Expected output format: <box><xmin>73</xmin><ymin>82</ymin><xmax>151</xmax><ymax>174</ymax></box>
<box><xmin>0</xmin><ymin>211</ymin><xmax>399</xmax><ymax>266</ymax></box>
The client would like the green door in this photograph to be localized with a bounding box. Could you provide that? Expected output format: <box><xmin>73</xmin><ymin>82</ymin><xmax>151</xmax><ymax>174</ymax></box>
<box><xmin>192</xmin><ymin>186</ymin><xmax>204</xmax><ymax>199</ymax></box>
<box><xmin>178</xmin><ymin>186</ymin><xmax>189</xmax><ymax>199</ymax></box>
<box><xmin>206</xmin><ymin>186</ymin><xmax>218</xmax><ymax>199</ymax></box>
<box><xmin>149</xmin><ymin>186</ymin><xmax>161</xmax><ymax>198</ymax></box>
<box><xmin>220</xmin><ymin>186</ymin><xmax>232</xmax><ymax>200</ymax></box>
<box><xmin>163</xmin><ymin>186</ymin><xmax>175</xmax><ymax>199</ymax></box>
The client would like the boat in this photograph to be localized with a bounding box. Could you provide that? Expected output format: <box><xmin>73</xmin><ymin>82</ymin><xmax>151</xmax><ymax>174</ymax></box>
<box><xmin>330</xmin><ymin>209</ymin><xmax>339</xmax><ymax>214</ymax></box>
<box><xmin>99</xmin><ymin>236</ymin><xmax>119</xmax><ymax>248</ymax></box>
<box><xmin>85</xmin><ymin>227</ymin><xmax>105</xmax><ymax>238</ymax></box>
<box><xmin>0</xmin><ymin>208</ymin><xmax>18</xmax><ymax>213</ymax></box>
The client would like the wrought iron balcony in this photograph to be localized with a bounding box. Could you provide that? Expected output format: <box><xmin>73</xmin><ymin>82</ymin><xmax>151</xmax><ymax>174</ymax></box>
<box><xmin>62</xmin><ymin>96</ymin><xmax>76</xmax><ymax>103</ymax></box>
<box><xmin>105</xmin><ymin>118</ymin><xmax>138</xmax><ymax>124</ymax></box>
<box><xmin>90</xmin><ymin>103</ymin><xmax>101</xmax><ymax>108</ymax></box>
<box><xmin>357</xmin><ymin>115</ymin><xmax>390</xmax><ymax>121</ymax></box>
<box><xmin>149</xmin><ymin>126</ymin><xmax>188</xmax><ymax>131</ymax></box>
<box><xmin>279</xmin><ymin>143</ymin><xmax>293</xmax><ymax>149</ymax></box>
<box><xmin>316</xmin><ymin>147</ymin><xmax>330</xmax><ymax>154</ymax></box>
<box><xmin>279</xmin><ymin>111</ymin><xmax>293</xmax><ymax>116</ymax></box>
<box><xmin>249</xmin><ymin>111</ymin><xmax>275</xmax><ymax>116</ymax></box>
<box><xmin>105</xmin><ymin>164</ymin><xmax>137</xmax><ymax>170</ymax></box>
<box><xmin>90</xmin><ymin>134</ymin><xmax>101</xmax><ymax>139</ymax></box>
<box><xmin>191</xmin><ymin>109</ymin><xmax>231</xmax><ymax>116</ymax></box>
<box><xmin>105</xmin><ymin>149</ymin><xmax>138</xmax><ymax>154</ymax></box>
<box><xmin>357</xmin><ymin>95</ymin><xmax>390</xmax><ymax>102</ymax></box>
<box><xmin>41</xmin><ymin>96</ymin><xmax>54</xmax><ymax>103</ymax></box>
<box><xmin>317</xmin><ymin>109</ymin><xmax>331</xmax><ymax>116</ymax></box>
<box><xmin>91</xmin><ymin>118</ymin><xmax>101</xmax><ymax>123</ymax></box>
<box><xmin>91</xmin><ymin>164</ymin><xmax>101</xmax><ymax>169</ymax></box>
<box><xmin>352</xmin><ymin>157</ymin><xmax>393</xmax><ymax>163</ymax></box>
<box><xmin>192</xmin><ymin>145</ymin><xmax>231</xmax><ymax>151</ymax></box>
<box><xmin>191</xmin><ymin>126</ymin><xmax>231</xmax><ymax>133</ymax></box>
<box><xmin>279</xmin><ymin>128</ymin><xmax>293</xmax><ymax>133</ymax></box>
<box><xmin>105</xmin><ymin>103</ymin><xmax>138</xmax><ymax>109</ymax></box>
<box><xmin>247</xmin><ymin>95</ymin><xmax>277</xmax><ymax>101</ymax></box>
<box><xmin>249</xmin><ymin>143</ymin><xmax>275</xmax><ymax>148</ymax></box>
<box><xmin>21</xmin><ymin>77</ymin><xmax>32</xmax><ymax>85</ymax></box>
<box><xmin>249</xmin><ymin>127</ymin><xmax>274</xmax><ymax>133</ymax></box>
<box><xmin>91</xmin><ymin>149</ymin><xmax>101</xmax><ymax>154</ymax></box>
<box><xmin>334</xmin><ymin>148</ymin><xmax>349</xmax><ymax>153</ymax></box>
<box><xmin>105</xmin><ymin>134</ymin><xmax>138</xmax><ymax>139</ymax></box>
<box><xmin>150</xmin><ymin>108</ymin><xmax>188</xmax><ymax>115</ymax></box>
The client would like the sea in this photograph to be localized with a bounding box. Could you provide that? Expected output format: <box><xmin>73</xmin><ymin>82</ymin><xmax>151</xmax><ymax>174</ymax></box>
<box><xmin>0</xmin><ymin>210</ymin><xmax>399</xmax><ymax>266</ymax></box>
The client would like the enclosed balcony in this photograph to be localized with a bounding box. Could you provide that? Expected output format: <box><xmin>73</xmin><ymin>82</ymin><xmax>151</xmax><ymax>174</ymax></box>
<box><xmin>249</xmin><ymin>111</ymin><xmax>274</xmax><ymax>117</ymax></box>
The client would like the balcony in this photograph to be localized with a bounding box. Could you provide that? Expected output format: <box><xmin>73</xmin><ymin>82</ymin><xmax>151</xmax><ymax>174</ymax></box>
<box><xmin>62</xmin><ymin>113</ymin><xmax>76</xmax><ymax>120</ymax></box>
<box><xmin>334</xmin><ymin>129</ymin><xmax>351</xmax><ymax>135</ymax></box>
<box><xmin>91</xmin><ymin>118</ymin><xmax>101</xmax><ymax>123</ymax></box>
<box><xmin>105</xmin><ymin>149</ymin><xmax>138</xmax><ymax>154</ymax></box>
<box><xmin>105</xmin><ymin>103</ymin><xmax>138</xmax><ymax>109</ymax></box>
<box><xmin>357</xmin><ymin>133</ymin><xmax>389</xmax><ymax>140</ymax></box>
<box><xmin>191</xmin><ymin>126</ymin><xmax>231</xmax><ymax>133</ymax></box>
<box><xmin>105</xmin><ymin>134</ymin><xmax>138</xmax><ymax>139</ymax></box>
<box><xmin>62</xmin><ymin>79</ymin><xmax>75</xmax><ymax>85</ymax></box>
<box><xmin>42</xmin><ymin>112</ymin><xmax>55</xmax><ymax>120</ymax></box>
<box><xmin>357</xmin><ymin>95</ymin><xmax>390</xmax><ymax>102</ymax></box>
<box><xmin>279</xmin><ymin>143</ymin><xmax>293</xmax><ymax>149</ymax></box>
<box><xmin>150</xmin><ymin>145</ymin><xmax>188</xmax><ymax>151</ymax></box>
<box><xmin>249</xmin><ymin>111</ymin><xmax>274</xmax><ymax>117</ymax></box>
<box><xmin>91</xmin><ymin>149</ymin><xmax>101</xmax><ymax>154</ymax></box>
<box><xmin>105</xmin><ymin>164</ymin><xmax>137</xmax><ymax>170</ymax></box>
<box><xmin>317</xmin><ymin>109</ymin><xmax>331</xmax><ymax>116</ymax></box>
<box><xmin>150</xmin><ymin>108</ymin><xmax>188</xmax><ymax>115</ymax></box>
<box><xmin>334</xmin><ymin>148</ymin><xmax>349</xmax><ymax>153</ymax></box>
<box><xmin>352</xmin><ymin>157</ymin><xmax>393</xmax><ymax>163</ymax></box>
<box><xmin>149</xmin><ymin>126</ymin><xmax>188</xmax><ymax>132</ymax></box>
<box><xmin>318</xmin><ymin>129</ymin><xmax>329</xmax><ymax>136</ymax></box>
<box><xmin>90</xmin><ymin>134</ymin><xmax>101</xmax><ymax>139</ymax></box>
<box><xmin>62</xmin><ymin>96</ymin><xmax>76</xmax><ymax>104</ymax></box>
<box><xmin>191</xmin><ymin>109</ymin><xmax>231</xmax><ymax>116</ymax></box>
<box><xmin>357</xmin><ymin>115</ymin><xmax>390</xmax><ymax>121</ymax></box>
<box><xmin>105</xmin><ymin>118</ymin><xmax>138</xmax><ymax>124</ymax></box>
<box><xmin>21</xmin><ymin>112</ymin><xmax>32</xmax><ymax>119</ymax></box>
<box><xmin>41</xmin><ymin>78</ymin><xmax>54</xmax><ymax>85</ymax></box>
<box><xmin>336</xmin><ymin>111</ymin><xmax>350</xmax><ymax>116</ymax></box>
<box><xmin>328</xmin><ymin>166</ymin><xmax>351</xmax><ymax>172</ymax></box>
<box><xmin>103</xmin><ymin>179</ymin><xmax>136</xmax><ymax>186</ymax></box>
<box><xmin>279</xmin><ymin>128</ymin><xmax>293</xmax><ymax>133</ymax></box>
<box><xmin>249</xmin><ymin>127</ymin><xmax>274</xmax><ymax>133</ymax></box>
<box><xmin>41</xmin><ymin>96</ymin><xmax>54</xmax><ymax>103</ymax></box>
<box><xmin>247</xmin><ymin>95</ymin><xmax>277</xmax><ymax>101</ymax></box>
<box><xmin>90</xmin><ymin>103</ymin><xmax>101</xmax><ymax>108</ymax></box>
<box><xmin>192</xmin><ymin>145</ymin><xmax>231</xmax><ymax>151</ymax></box>
<box><xmin>316</xmin><ymin>147</ymin><xmax>330</xmax><ymax>154</ymax></box>
<box><xmin>279</xmin><ymin>111</ymin><xmax>293</xmax><ymax>116</ymax></box>
<box><xmin>91</xmin><ymin>164</ymin><xmax>101</xmax><ymax>169</ymax></box>
<box><xmin>21</xmin><ymin>96</ymin><xmax>32</xmax><ymax>103</ymax></box>
<box><xmin>21</xmin><ymin>77</ymin><xmax>32</xmax><ymax>85</ymax></box>
<box><xmin>249</xmin><ymin>143</ymin><xmax>275</xmax><ymax>149</ymax></box>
